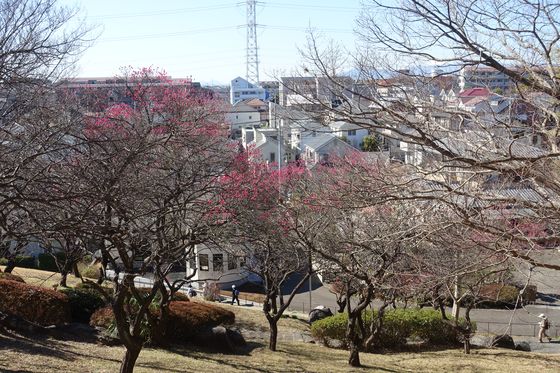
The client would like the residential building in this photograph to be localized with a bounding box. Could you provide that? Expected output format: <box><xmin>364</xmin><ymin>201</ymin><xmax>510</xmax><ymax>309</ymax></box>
<box><xmin>230</xmin><ymin>76</ymin><xmax>266</xmax><ymax>105</ymax></box>
<box><xmin>328</xmin><ymin>121</ymin><xmax>369</xmax><ymax>149</ymax></box>
<box><xmin>225</xmin><ymin>101</ymin><xmax>262</xmax><ymax>139</ymax></box>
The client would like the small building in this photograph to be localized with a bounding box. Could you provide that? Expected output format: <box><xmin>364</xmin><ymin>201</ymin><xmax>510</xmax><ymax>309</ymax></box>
<box><xmin>302</xmin><ymin>133</ymin><xmax>358</xmax><ymax>167</ymax></box>
<box><xmin>186</xmin><ymin>244</ymin><xmax>251</xmax><ymax>289</ymax></box>
<box><xmin>225</xmin><ymin>101</ymin><xmax>262</xmax><ymax>139</ymax></box>
<box><xmin>328</xmin><ymin>121</ymin><xmax>369</xmax><ymax>149</ymax></box>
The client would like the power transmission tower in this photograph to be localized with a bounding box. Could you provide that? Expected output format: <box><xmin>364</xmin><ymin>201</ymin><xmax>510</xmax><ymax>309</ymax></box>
<box><xmin>246</xmin><ymin>0</ymin><xmax>259</xmax><ymax>86</ymax></box>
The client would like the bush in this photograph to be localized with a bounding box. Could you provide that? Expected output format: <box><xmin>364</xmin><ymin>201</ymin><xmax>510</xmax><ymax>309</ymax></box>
<box><xmin>0</xmin><ymin>279</ymin><xmax>71</xmax><ymax>326</ymax></box>
<box><xmin>59</xmin><ymin>287</ymin><xmax>106</xmax><ymax>323</ymax></box>
<box><xmin>90</xmin><ymin>301</ymin><xmax>235</xmax><ymax>342</ymax></box>
<box><xmin>311</xmin><ymin>308</ymin><xmax>468</xmax><ymax>350</ymax></box>
<box><xmin>90</xmin><ymin>306</ymin><xmax>114</xmax><ymax>328</ymax></box>
<box><xmin>0</xmin><ymin>272</ymin><xmax>25</xmax><ymax>283</ymax></box>
<box><xmin>478</xmin><ymin>284</ymin><xmax>521</xmax><ymax>308</ymax></box>
<box><xmin>37</xmin><ymin>253</ymin><xmax>66</xmax><ymax>272</ymax></box>
<box><xmin>77</xmin><ymin>262</ymin><xmax>100</xmax><ymax>280</ymax></box>
<box><xmin>166</xmin><ymin>301</ymin><xmax>235</xmax><ymax>340</ymax></box>
<box><xmin>1</xmin><ymin>256</ymin><xmax>37</xmax><ymax>269</ymax></box>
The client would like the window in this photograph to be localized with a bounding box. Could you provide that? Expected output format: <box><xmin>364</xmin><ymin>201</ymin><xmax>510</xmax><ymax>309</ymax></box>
<box><xmin>213</xmin><ymin>254</ymin><xmax>223</xmax><ymax>272</ymax></box>
<box><xmin>188</xmin><ymin>256</ymin><xmax>196</xmax><ymax>270</ymax></box>
<box><xmin>249</xmin><ymin>116</ymin><xmax>252</xmax><ymax>119</ymax></box>
<box><xmin>228</xmin><ymin>254</ymin><xmax>237</xmax><ymax>270</ymax></box>
<box><xmin>270</xmin><ymin>152</ymin><xmax>276</xmax><ymax>162</ymax></box>
<box><xmin>347</xmin><ymin>130</ymin><xmax>356</xmax><ymax>136</ymax></box>
<box><xmin>198</xmin><ymin>254</ymin><xmax>209</xmax><ymax>271</ymax></box>
<box><xmin>236</xmin><ymin>115</ymin><xmax>238</xmax><ymax>119</ymax></box>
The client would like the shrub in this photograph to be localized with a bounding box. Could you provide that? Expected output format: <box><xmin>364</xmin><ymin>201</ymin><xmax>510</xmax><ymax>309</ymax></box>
<box><xmin>59</xmin><ymin>287</ymin><xmax>106</xmax><ymax>323</ymax></box>
<box><xmin>166</xmin><ymin>301</ymin><xmax>235</xmax><ymax>340</ymax></box>
<box><xmin>90</xmin><ymin>301</ymin><xmax>235</xmax><ymax>342</ymax></box>
<box><xmin>77</xmin><ymin>262</ymin><xmax>100</xmax><ymax>280</ymax></box>
<box><xmin>1</xmin><ymin>256</ymin><xmax>37</xmax><ymax>269</ymax></box>
<box><xmin>37</xmin><ymin>253</ymin><xmax>66</xmax><ymax>272</ymax></box>
<box><xmin>0</xmin><ymin>272</ymin><xmax>25</xmax><ymax>283</ymax></box>
<box><xmin>0</xmin><ymin>279</ymin><xmax>71</xmax><ymax>326</ymax></box>
<box><xmin>478</xmin><ymin>284</ymin><xmax>520</xmax><ymax>308</ymax></box>
<box><xmin>90</xmin><ymin>306</ymin><xmax>114</xmax><ymax>328</ymax></box>
<box><xmin>311</xmin><ymin>308</ymin><xmax>468</xmax><ymax>350</ymax></box>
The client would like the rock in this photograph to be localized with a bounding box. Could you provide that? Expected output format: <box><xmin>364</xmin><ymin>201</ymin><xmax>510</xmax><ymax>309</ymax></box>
<box><xmin>515</xmin><ymin>341</ymin><xmax>531</xmax><ymax>351</ymax></box>
<box><xmin>309</xmin><ymin>306</ymin><xmax>333</xmax><ymax>324</ymax></box>
<box><xmin>194</xmin><ymin>325</ymin><xmax>246</xmax><ymax>352</ymax></box>
<box><xmin>470</xmin><ymin>334</ymin><xmax>493</xmax><ymax>347</ymax></box>
<box><xmin>491</xmin><ymin>334</ymin><xmax>516</xmax><ymax>349</ymax></box>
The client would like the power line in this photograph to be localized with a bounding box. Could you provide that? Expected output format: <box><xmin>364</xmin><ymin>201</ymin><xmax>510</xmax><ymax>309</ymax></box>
<box><xmin>89</xmin><ymin>3</ymin><xmax>241</xmax><ymax>20</ymax></box>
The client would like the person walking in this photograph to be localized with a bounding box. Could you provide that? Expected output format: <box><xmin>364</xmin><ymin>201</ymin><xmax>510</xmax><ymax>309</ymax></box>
<box><xmin>538</xmin><ymin>314</ymin><xmax>552</xmax><ymax>342</ymax></box>
<box><xmin>231</xmin><ymin>284</ymin><xmax>240</xmax><ymax>306</ymax></box>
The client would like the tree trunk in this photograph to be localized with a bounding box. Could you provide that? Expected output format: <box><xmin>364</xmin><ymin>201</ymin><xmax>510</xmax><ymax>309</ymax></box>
<box><xmin>73</xmin><ymin>263</ymin><xmax>81</xmax><ymax>278</ymax></box>
<box><xmin>4</xmin><ymin>259</ymin><xmax>15</xmax><ymax>273</ymax></box>
<box><xmin>347</xmin><ymin>314</ymin><xmax>361</xmax><ymax>367</ymax></box>
<box><xmin>59</xmin><ymin>272</ymin><xmax>68</xmax><ymax>288</ymax></box>
<box><xmin>268</xmin><ymin>318</ymin><xmax>278</xmax><ymax>351</ymax></box>
<box><xmin>120</xmin><ymin>345</ymin><xmax>141</xmax><ymax>373</ymax></box>
<box><xmin>464</xmin><ymin>338</ymin><xmax>471</xmax><ymax>354</ymax></box>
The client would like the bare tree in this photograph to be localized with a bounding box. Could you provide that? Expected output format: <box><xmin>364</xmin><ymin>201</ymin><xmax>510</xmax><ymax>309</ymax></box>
<box><xmin>0</xmin><ymin>0</ymin><xmax>94</xmax><ymax>271</ymax></box>
<box><xmin>290</xmin><ymin>0</ymin><xmax>560</xmax><ymax>288</ymax></box>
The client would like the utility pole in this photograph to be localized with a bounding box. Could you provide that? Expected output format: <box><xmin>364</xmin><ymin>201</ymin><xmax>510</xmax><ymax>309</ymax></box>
<box><xmin>246</xmin><ymin>0</ymin><xmax>260</xmax><ymax>86</ymax></box>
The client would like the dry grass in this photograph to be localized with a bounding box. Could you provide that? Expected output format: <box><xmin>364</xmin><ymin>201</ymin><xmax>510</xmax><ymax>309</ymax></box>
<box><xmin>1</xmin><ymin>331</ymin><xmax>560</xmax><ymax>373</ymax></box>
<box><xmin>0</xmin><ymin>266</ymin><xmax>90</xmax><ymax>288</ymax></box>
<box><xmin>193</xmin><ymin>298</ymin><xmax>309</xmax><ymax>333</ymax></box>
<box><xmin>3</xmin><ymin>268</ymin><xmax>560</xmax><ymax>372</ymax></box>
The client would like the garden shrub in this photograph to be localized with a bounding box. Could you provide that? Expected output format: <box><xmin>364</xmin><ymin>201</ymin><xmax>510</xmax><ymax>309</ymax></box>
<box><xmin>90</xmin><ymin>301</ymin><xmax>235</xmax><ymax>342</ymax></box>
<box><xmin>0</xmin><ymin>279</ymin><xmax>70</xmax><ymax>325</ymax></box>
<box><xmin>77</xmin><ymin>262</ymin><xmax>100</xmax><ymax>280</ymax></box>
<box><xmin>37</xmin><ymin>253</ymin><xmax>66</xmax><ymax>272</ymax></box>
<box><xmin>0</xmin><ymin>272</ymin><xmax>25</xmax><ymax>283</ymax></box>
<box><xmin>1</xmin><ymin>256</ymin><xmax>37</xmax><ymax>269</ymax></box>
<box><xmin>90</xmin><ymin>306</ymin><xmax>114</xmax><ymax>328</ymax></box>
<box><xmin>59</xmin><ymin>287</ymin><xmax>106</xmax><ymax>323</ymax></box>
<box><xmin>311</xmin><ymin>308</ymin><xmax>468</xmax><ymax>350</ymax></box>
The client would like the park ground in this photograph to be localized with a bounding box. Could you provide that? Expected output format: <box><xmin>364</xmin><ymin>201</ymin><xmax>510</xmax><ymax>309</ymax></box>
<box><xmin>2</xmin><ymin>268</ymin><xmax>560</xmax><ymax>372</ymax></box>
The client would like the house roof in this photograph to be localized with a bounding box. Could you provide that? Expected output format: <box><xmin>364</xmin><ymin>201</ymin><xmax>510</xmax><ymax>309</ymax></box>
<box><xmin>329</xmin><ymin>121</ymin><xmax>364</xmax><ymax>131</ymax></box>
<box><xmin>459</xmin><ymin>87</ymin><xmax>491</xmax><ymax>97</ymax></box>
<box><xmin>243</xmin><ymin>98</ymin><xmax>267</xmax><ymax>107</ymax></box>
<box><xmin>230</xmin><ymin>101</ymin><xmax>259</xmax><ymax>113</ymax></box>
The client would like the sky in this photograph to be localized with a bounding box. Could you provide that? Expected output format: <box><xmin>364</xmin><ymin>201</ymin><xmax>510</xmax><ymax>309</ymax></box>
<box><xmin>63</xmin><ymin>0</ymin><xmax>363</xmax><ymax>85</ymax></box>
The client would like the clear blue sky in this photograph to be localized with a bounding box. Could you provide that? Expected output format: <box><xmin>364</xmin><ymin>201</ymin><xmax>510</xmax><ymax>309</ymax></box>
<box><xmin>64</xmin><ymin>0</ymin><xmax>363</xmax><ymax>85</ymax></box>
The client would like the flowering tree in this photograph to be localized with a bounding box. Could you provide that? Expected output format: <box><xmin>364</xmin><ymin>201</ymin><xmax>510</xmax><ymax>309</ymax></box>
<box><xmin>37</xmin><ymin>67</ymin><xmax>234</xmax><ymax>373</ymax></box>
<box><xmin>216</xmin><ymin>156</ymin><xmax>315</xmax><ymax>351</ymax></box>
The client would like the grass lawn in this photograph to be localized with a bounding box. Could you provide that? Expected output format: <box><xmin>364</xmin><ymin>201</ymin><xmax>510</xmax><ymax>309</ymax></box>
<box><xmin>2</xmin><ymin>331</ymin><xmax>560</xmax><ymax>373</ymax></box>
<box><xmin>0</xmin><ymin>266</ymin><xmax>96</xmax><ymax>288</ymax></box>
<box><xmin>2</xmin><ymin>267</ymin><xmax>560</xmax><ymax>372</ymax></box>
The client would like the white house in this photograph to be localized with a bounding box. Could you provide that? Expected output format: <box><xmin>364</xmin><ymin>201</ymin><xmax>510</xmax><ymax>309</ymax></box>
<box><xmin>241</xmin><ymin>126</ymin><xmax>284</xmax><ymax>165</ymax></box>
<box><xmin>230</xmin><ymin>76</ymin><xmax>266</xmax><ymax>105</ymax></box>
<box><xmin>328</xmin><ymin>121</ymin><xmax>369</xmax><ymax>149</ymax></box>
<box><xmin>301</xmin><ymin>132</ymin><xmax>359</xmax><ymax>167</ymax></box>
<box><xmin>186</xmin><ymin>244</ymin><xmax>251</xmax><ymax>289</ymax></box>
<box><xmin>225</xmin><ymin>101</ymin><xmax>262</xmax><ymax>139</ymax></box>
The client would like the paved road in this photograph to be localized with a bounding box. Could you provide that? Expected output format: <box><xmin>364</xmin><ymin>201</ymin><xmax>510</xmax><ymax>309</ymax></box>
<box><xmin>286</xmin><ymin>282</ymin><xmax>560</xmax><ymax>339</ymax></box>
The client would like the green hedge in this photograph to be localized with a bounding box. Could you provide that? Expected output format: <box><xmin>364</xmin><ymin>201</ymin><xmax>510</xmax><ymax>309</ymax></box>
<box><xmin>311</xmin><ymin>308</ymin><xmax>472</xmax><ymax>350</ymax></box>
<box><xmin>0</xmin><ymin>256</ymin><xmax>37</xmax><ymax>269</ymax></box>
<box><xmin>59</xmin><ymin>287</ymin><xmax>106</xmax><ymax>323</ymax></box>
<box><xmin>37</xmin><ymin>253</ymin><xmax>67</xmax><ymax>272</ymax></box>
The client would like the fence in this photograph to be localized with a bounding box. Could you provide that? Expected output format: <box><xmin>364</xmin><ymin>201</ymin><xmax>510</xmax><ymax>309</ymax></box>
<box><xmin>476</xmin><ymin>321</ymin><xmax>560</xmax><ymax>337</ymax></box>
